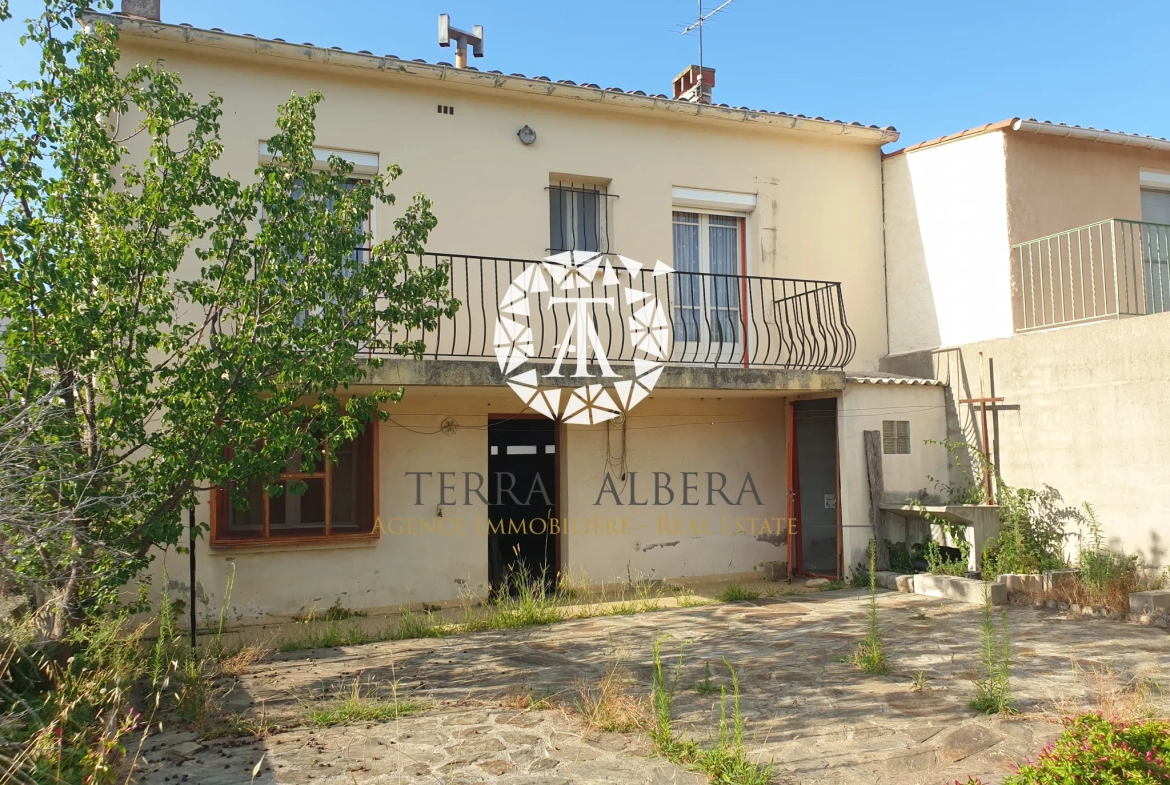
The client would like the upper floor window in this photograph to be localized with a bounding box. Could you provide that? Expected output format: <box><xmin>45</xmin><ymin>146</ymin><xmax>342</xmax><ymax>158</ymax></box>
<box><xmin>672</xmin><ymin>210</ymin><xmax>742</xmax><ymax>345</ymax></box>
<box><xmin>549</xmin><ymin>180</ymin><xmax>613</xmax><ymax>254</ymax></box>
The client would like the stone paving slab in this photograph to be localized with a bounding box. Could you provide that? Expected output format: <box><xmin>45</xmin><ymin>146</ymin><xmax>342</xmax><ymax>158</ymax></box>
<box><xmin>129</xmin><ymin>589</ymin><xmax>1170</xmax><ymax>785</ymax></box>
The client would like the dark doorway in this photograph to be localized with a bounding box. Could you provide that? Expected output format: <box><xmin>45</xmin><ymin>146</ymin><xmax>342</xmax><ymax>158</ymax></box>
<box><xmin>791</xmin><ymin>398</ymin><xmax>840</xmax><ymax>577</ymax></box>
<box><xmin>488</xmin><ymin>417</ymin><xmax>557</xmax><ymax>592</ymax></box>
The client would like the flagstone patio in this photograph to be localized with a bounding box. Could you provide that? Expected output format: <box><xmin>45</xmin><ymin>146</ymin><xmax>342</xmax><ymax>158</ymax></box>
<box><xmin>129</xmin><ymin>588</ymin><xmax>1170</xmax><ymax>785</ymax></box>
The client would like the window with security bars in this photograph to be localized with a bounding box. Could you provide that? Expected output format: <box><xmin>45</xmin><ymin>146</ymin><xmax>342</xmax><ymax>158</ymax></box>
<box><xmin>549</xmin><ymin>181</ymin><xmax>612</xmax><ymax>254</ymax></box>
<box><xmin>882</xmin><ymin>420</ymin><xmax>911</xmax><ymax>455</ymax></box>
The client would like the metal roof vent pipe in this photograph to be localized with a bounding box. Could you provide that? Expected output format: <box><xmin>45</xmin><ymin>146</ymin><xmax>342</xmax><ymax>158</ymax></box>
<box><xmin>119</xmin><ymin>0</ymin><xmax>161</xmax><ymax>20</ymax></box>
<box><xmin>672</xmin><ymin>65</ymin><xmax>715</xmax><ymax>104</ymax></box>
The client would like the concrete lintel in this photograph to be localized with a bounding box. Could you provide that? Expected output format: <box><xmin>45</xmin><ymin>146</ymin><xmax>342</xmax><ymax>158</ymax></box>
<box><xmin>358</xmin><ymin>358</ymin><xmax>845</xmax><ymax>393</ymax></box>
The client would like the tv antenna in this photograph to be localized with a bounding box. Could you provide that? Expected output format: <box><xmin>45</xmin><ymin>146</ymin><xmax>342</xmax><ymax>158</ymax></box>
<box><xmin>680</xmin><ymin>0</ymin><xmax>733</xmax><ymax>77</ymax></box>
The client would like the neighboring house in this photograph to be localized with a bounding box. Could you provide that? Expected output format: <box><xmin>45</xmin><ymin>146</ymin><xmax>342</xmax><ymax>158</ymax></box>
<box><xmin>104</xmin><ymin>3</ymin><xmax>955</xmax><ymax>622</ymax></box>
<box><xmin>883</xmin><ymin>118</ymin><xmax>1170</xmax><ymax>565</ymax></box>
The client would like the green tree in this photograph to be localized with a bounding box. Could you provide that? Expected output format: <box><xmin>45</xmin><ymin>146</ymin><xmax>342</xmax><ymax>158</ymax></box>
<box><xmin>0</xmin><ymin>0</ymin><xmax>458</xmax><ymax>636</ymax></box>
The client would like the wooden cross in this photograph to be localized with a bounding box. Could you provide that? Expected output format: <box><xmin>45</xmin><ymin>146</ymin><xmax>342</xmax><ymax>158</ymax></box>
<box><xmin>957</xmin><ymin>352</ymin><xmax>1004</xmax><ymax>504</ymax></box>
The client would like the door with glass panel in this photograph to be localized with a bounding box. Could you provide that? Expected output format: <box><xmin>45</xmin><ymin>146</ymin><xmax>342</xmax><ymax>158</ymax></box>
<box><xmin>671</xmin><ymin>211</ymin><xmax>743</xmax><ymax>364</ymax></box>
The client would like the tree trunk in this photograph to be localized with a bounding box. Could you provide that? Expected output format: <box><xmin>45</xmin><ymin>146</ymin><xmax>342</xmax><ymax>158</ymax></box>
<box><xmin>863</xmin><ymin>430</ymin><xmax>890</xmax><ymax>571</ymax></box>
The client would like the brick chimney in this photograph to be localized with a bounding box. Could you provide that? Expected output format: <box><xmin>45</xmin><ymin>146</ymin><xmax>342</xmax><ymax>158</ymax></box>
<box><xmin>672</xmin><ymin>65</ymin><xmax>715</xmax><ymax>104</ymax></box>
<box><xmin>119</xmin><ymin>0</ymin><xmax>160</xmax><ymax>20</ymax></box>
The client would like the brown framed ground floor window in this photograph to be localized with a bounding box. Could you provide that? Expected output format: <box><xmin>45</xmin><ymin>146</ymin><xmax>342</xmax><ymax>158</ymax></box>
<box><xmin>212</xmin><ymin>426</ymin><xmax>378</xmax><ymax>544</ymax></box>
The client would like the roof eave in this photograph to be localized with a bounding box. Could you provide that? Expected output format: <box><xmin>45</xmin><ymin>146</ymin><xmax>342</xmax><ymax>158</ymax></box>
<box><xmin>93</xmin><ymin>13</ymin><xmax>899</xmax><ymax>146</ymax></box>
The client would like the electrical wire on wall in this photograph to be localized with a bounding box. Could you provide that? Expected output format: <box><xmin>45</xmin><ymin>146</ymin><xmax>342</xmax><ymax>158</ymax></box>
<box><xmin>602</xmin><ymin>413</ymin><xmax>630</xmax><ymax>496</ymax></box>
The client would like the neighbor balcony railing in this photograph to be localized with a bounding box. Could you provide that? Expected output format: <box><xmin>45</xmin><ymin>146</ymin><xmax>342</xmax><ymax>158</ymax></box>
<box><xmin>1013</xmin><ymin>218</ymin><xmax>1170</xmax><ymax>331</ymax></box>
<box><xmin>371</xmin><ymin>253</ymin><xmax>856</xmax><ymax>370</ymax></box>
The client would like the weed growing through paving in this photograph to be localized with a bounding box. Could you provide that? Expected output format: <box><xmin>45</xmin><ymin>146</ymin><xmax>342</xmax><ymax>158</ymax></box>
<box><xmin>649</xmin><ymin>639</ymin><xmax>773</xmax><ymax>785</ymax></box>
<box><xmin>910</xmin><ymin>670</ymin><xmax>929</xmax><ymax>692</ymax></box>
<box><xmin>853</xmin><ymin>539</ymin><xmax>890</xmax><ymax>675</ymax></box>
<box><xmin>970</xmin><ymin>582</ymin><xmax>1014</xmax><ymax>714</ymax></box>
<box><xmin>692</xmin><ymin>661</ymin><xmax>719</xmax><ymax>695</ymax></box>
<box><xmin>305</xmin><ymin>675</ymin><xmax>426</xmax><ymax>727</ymax></box>
<box><xmin>716</xmin><ymin>584</ymin><xmax>761</xmax><ymax>602</ymax></box>
<box><xmin>575</xmin><ymin>657</ymin><xmax>647</xmax><ymax>732</ymax></box>
<box><xmin>502</xmin><ymin>689</ymin><xmax>555</xmax><ymax>711</ymax></box>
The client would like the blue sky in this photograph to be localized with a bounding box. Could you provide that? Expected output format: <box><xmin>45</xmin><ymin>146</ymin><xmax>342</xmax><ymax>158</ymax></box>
<box><xmin>2</xmin><ymin>0</ymin><xmax>1169</xmax><ymax>149</ymax></box>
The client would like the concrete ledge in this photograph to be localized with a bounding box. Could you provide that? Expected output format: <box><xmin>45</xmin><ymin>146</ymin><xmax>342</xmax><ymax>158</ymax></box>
<box><xmin>914</xmin><ymin>574</ymin><xmax>1007</xmax><ymax>605</ymax></box>
<box><xmin>359</xmin><ymin>358</ymin><xmax>845</xmax><ymax>392</ymax></box>
<box><xmin>997</xmin><ymin>573</ymin><xmax>1042</xmax><ymax>595</ymax></box>
<box><xmin>1043</xmin><ymin>570</ymin><xmax>1079</xmax><ymax>594</ymax></box>
<box><xmin>1130</xmin><ymin>589</ymin><xmax>1170</xmax><ymax>616</ymax></box>
<box><xmin>874</xmin><ymin>571</ymin><xmax>914</xmax><ymax>593</ymax></box>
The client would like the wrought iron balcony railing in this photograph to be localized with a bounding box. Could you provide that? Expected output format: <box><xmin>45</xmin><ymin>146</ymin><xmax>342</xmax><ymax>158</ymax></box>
<box><xmin>372</xmin><ymin>253</ymin><xmax>856</xmax><ymax>370</ymax></box>
<box><xmin>1013</xmin><ymin>218</ymin><xmax>1170</xmax><ymax>331</ymax></box>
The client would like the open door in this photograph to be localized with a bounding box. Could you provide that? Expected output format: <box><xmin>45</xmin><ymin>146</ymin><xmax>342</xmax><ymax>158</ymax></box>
<box><xmin>790</xmin><ymin>398</ymin><xmax>840</xmax><ymax>578</ymax></box>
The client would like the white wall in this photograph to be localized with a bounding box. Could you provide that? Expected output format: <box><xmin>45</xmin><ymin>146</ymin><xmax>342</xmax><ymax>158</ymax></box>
<box><xmin>838</xmin><ymin>382</ymin><xmax>949</xmax><ymax>572</ymax></box>
<box><xmin>883</xmin><ymin>132</ymin><xmax>1014</xmax><ymax>354</ymax></box>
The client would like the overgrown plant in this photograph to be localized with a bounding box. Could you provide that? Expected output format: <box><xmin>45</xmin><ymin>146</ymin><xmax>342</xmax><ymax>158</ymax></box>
<box><xmin>965</xmin><ymin>714</ymin><xmax>1170</xmax><ymax>784</ymax></box>
<box><xmin>970</xmin><ymin>583</ymin><xmax>1013</xmax><ymax>714</ymax></box>
<box><xmin>853</xmin><ymin>538</ymin><xmax>889</xmax><ymax>674</ymax></box>
<box><xmin>648</xmin><ymin>642</ymin><xmax>772</xmax><ymax>785</ymax></box>
<box><xmin>0</xmin><ymin>0</ymin><xmax>459</xmax><ymax>635</ymax></box>
<box><xmin>908</xmin><ymin>504</ymin><xmax>971</xmax><ymax>576</ymax></box>
<box><xmin>982</xmin><ymin>483</ymin><xmax>1077</xmax><ymax>578</ymax></box>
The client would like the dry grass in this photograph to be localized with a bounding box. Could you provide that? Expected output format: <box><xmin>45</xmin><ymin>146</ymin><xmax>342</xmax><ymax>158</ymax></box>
<box><xmin>1049</xmin><ymin>663</ymin><xmax>1166</xmax><ymax>722</ymax></box>
<box><xmin>574</xmin><ymin>660</ymin><xmax>648</xmax><ymax>733</ymax></box>
<box><xmin>217</xmin><ymin>642</ymin><xmax>272</xmax><ymax>677</ymax></box>
<box><xmin>501</xmin><ymin>689</ymin><xmax>554</xmax><ymax>711</ymax></box>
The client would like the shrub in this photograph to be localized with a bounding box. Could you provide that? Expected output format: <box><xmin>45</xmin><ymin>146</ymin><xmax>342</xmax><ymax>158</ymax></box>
<box><xmin>982</xmin><ymin>484</ymin><xmax>1078</xmax><ymax>578</ymax></box>
<box><xmin>1007</xmin><ymin>714</ymin><xmax>1170</xmax><ymax>784</ymax></box>
<box><xmin>886</xmin><ymin>540</ymin><xmax>914</xmax><ymax>574</ymax></box>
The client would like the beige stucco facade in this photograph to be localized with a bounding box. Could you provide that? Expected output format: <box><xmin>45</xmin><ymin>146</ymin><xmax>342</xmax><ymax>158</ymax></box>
<box><xmin>106</xmin><ymin>14</ymin><xmax>964</xmax><ymax>623</ymax></box>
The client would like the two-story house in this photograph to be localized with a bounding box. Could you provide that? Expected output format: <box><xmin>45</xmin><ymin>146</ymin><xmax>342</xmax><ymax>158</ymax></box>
<box><xmin>107</xmin><ymin>1</ymin><xmax>951</xmax><ymax>622</ymax></box>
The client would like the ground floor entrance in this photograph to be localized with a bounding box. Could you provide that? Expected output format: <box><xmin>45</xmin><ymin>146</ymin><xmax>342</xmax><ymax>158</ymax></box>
<box><xmin>790</xmin><ymin>397</ymin><xmax>841</xmax><ymax>578</ymax></box>
<box><xmin>487</xmin><ymin>416</ymin><xmax>558</xmax><ymax>592</ymax></box>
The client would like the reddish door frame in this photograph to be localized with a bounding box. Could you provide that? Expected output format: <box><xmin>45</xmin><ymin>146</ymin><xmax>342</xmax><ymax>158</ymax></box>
<box><xmin>738</xmin><ymin>216</ymin><xmax>750</xmax><ymax>369</ymax></box>
<box><xmin>786</xmin><ymin>395</ymin><xmax>843</xmax><ymax>581</ymax></box>
<box><xmin>786</xmin><ymin>400</ymin><xmax>802</xmax><ymax>579</ymax></box>
<box><xmin>487</xmin><ymin>413</ymin><xmax>561</xmax><ymax>579</ymax></box>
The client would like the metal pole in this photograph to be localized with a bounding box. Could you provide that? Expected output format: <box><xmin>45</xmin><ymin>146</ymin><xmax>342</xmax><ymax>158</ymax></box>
<box><xmin>188</xmin><ymin>505</ymin><xmax>197</xmax><ymax>650</ymax></box>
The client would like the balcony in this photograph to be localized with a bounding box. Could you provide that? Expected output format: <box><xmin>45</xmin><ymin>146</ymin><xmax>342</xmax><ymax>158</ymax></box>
<box><xmin>1013</xmin><ymin>219</ymin><xmax>1170</xmax><ymax>331</ymax></box>
<box><xmin>369</xmin><ymin>253</ymin><xmax>856</xmax><ymax>381</ymax></box>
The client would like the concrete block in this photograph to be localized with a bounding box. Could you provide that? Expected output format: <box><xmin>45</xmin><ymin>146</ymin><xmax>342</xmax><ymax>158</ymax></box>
<box><xmin>997</xmin><ymin>573</ymin><xmax>1042</xmax><ymax>595</ymax></box>
<box><xmin>913</xmin><ymin>574</ymin><xmax>1007</xmax><ymax>605</ymax></box>
<box><xmin>761</xmin><ymin>561</ymin><xmax>787</xmax><ymax>581</ymax></box>
<box><xmin>1129</xmin><ymin>589</ymin><xmax>1170</xmax><ymax>616</ymax></box>
<box><xmin>874</xmin><ymin>571</ymin><xmax>917</xmax><ymax>593</ymax></box>
<box><xmin>1043</xmin><ymin>570</ymin><xmax>1079</xmax><ymax>595</ymax></box>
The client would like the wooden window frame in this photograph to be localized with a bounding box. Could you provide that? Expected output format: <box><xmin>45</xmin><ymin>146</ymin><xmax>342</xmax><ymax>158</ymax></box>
<box><xmin>210</xmin><ymin>423</ymin><xmax>380</xmax><ymax>547</ymax></box>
